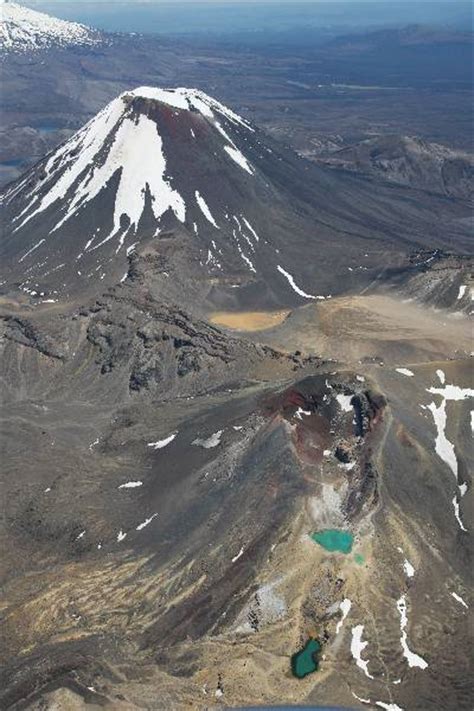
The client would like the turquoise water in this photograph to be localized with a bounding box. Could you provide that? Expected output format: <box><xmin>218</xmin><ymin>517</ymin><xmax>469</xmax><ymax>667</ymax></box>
<box><xmin>311</xmin><ymin>529</ymin><xmax>353</xmax><ymax>554</ymax></box>
<box><xmin>291</xmin><ymin>638</ymin><xmax>321</xmax><ymax>678</ymax></box>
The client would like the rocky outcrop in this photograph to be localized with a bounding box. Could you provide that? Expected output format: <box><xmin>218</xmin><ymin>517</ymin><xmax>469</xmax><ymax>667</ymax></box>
<box><xmin>385</xmin><ymin>250</ymin><xmax>473</xmax><ymax>314</ymax></box>
<box><xmin>1</xmin><ymin>315</ymin><xmax>65</xmax><ymax>359</ymax></box>
<box><xmin>81</xmin><ymin>287</ymin><xmax>297</xmax><ymax>396</ymax></box>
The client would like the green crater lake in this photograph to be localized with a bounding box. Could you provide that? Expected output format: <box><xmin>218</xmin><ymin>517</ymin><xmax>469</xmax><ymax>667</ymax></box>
<box><xmin>291</xmin><ymin>638</ymin><xmax>321</xmax><ymax>678</ymax></box>
<box><xmin>311</xmin><ymin>529</ymin><xmax>353</xmax><ymax>554</ymax></box>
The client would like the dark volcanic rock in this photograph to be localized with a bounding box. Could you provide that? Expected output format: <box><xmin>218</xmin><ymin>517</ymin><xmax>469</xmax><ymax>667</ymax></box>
<box><xmin>1</xmin><ymin>315</ymin><xmax>65</xmax><ymax>360</ymax></box>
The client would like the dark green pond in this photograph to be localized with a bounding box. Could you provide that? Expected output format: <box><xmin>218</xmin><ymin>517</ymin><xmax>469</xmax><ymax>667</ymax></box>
<box><xmin>311</xmin><ymin>529</ymin><xmax>353</xmax><ymax>554</ymax></box>
<box><xmin>291</xmin><ymin>638</ymin><xmax>321</xmax><ymax>678</ymax></box>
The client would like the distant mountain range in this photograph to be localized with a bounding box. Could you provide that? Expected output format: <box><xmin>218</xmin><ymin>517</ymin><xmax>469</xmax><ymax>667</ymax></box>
<box><xmin>327</xmin><ymin>24</ymin><xmax>473</xmax><ymax>51</ymax></box>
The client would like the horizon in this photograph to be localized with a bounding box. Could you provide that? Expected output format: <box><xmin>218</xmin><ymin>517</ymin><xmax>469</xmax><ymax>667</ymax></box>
<box><xmin>16</xmin><ymin>0</ymin><xmax>473</xmax><ymax>35</ymax></box>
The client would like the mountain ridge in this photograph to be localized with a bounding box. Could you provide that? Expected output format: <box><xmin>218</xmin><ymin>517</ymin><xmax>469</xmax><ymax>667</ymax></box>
<box><xmin>311</xmin><ymin>134</ymin><xmax>474</xmax><ymax>203</ymax></box>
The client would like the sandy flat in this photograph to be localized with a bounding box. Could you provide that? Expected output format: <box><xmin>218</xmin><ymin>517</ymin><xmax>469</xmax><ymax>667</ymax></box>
<box><xmin>210</xmin><ymin>310</ymin><xmax>290</xmax><ymax>332</ymax></box>
<box><xmin>251</xmin><ymin>293</ymin><xmax>472</xmax><ymax>364</ymax></box>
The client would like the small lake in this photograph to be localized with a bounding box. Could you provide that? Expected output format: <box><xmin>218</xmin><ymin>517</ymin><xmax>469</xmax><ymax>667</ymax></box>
<box><xmin>311</xmin><ymin>529</ymin><xmax>353</xmax><ymax>554</ymax></box>
<box><xmin>291</xmin><ymin>638</ymin><xmax>321</xmax><ymax>679</ymax></box>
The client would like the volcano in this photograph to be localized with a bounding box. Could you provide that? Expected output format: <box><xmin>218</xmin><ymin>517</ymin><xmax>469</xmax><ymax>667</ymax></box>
<box><xmin>1</xmin><ymin>85</ymin><xmax>471</xmax><ymax>309</ymax></box>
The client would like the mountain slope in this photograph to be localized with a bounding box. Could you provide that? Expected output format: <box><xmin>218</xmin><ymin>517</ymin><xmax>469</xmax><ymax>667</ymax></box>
<box><xmin>315</xmin><ymin>134</ymin><xmax>474</xmax><ymax>202</ymax></box>
<box><xmin>0</xmin><ymin>0</ymin><xmax>101</xmax><ymax>54</ymax></box>
<box><xmin>1</xmin><ymin>86</ymin><xmax>472</xmax><ymax>310</ymax></box>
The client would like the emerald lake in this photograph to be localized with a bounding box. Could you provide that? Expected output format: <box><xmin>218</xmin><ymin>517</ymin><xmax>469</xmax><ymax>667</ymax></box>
<box><xmin>291</xmin><ymin>638</ymin><xmax>321</xmax><ymax>678</ymax></box>
<box><xmin>311</xmin><ymin>529</ymin><xmax>354</xmax><ymax>554</ymax></box>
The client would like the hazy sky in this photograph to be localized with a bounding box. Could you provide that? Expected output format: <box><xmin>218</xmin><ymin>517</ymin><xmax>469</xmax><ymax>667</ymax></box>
<box><xmin>25</xmin><ymin>0</ymin><xmax>471</xmax><ymax>36</ymax></box>
<box><xmin>27</xmin><ymin>0</ymin><xmax>421</xmax><ymax>3</ymax></box>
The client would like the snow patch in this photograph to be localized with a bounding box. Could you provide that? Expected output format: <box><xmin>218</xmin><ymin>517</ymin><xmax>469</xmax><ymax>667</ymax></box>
<box><xmin>335</xmin><ymin>598</ymin><xmax>352</xmax><ymax>634</ymax></box>
<box><xmin>426</xmin><ymin>381</ymin><xmax>474</xmax><ymax>485</ymax></box>
<box><xmin>19</xmin><ymin>238</ymin><xmax>45</xmax><ymax>263</ymax></box>
<box><xmin>239</xmin><ymin>249</ymin><xmax>256</xmax><ymax>273</ymax></box>
<box><xmin>352</xmin><ymin>693</ymin><xmax>404</xmax><ymax>711</ymax></box>
<box><xmin>118</xmin><ymin>481</ymin><xmax>143</xmax><ymax>489</ymax></box>
<box><xmin>277</xmin><ymin>265</ymin><xmax>316</xmax><ymax>299</ymax></box>
<box><xmin>336</xmin><ymin>393</ymin><xmax>353</xmax><ymax>412</ymax></box>
<box><xmin>396</xmin><ymin>595</ymin><xmax>428</xmax><ymax>669</ymax></box>
<box><xmin>223</xmin><ymin>145</ymin><xmax>254</xmax><ymax>175</ymax></box>
<box><xmin>403</xmin><ymin>558</ymin><xmax>415</xmax><ymax>578</ymax></box>
<box><xmin>136</xmin><ymin>513</ymin><xmax>158</xmax><ymax>531</ymax></box>
<box><xmin>452</xmin><ymin>495</ymin><xmax>467</xmax><ymax>532</ymax></box>
<box><xmin>397</xmin><ymin>547</ymin><xmax>415</xmax><ymax>578</ymax></box>
<box><xmin>395</xmin><ymin>368</ymin><xmax>414</xmax><ymax>377</ymax></box>
<box><xmin>451</xmin><ymin>591</ymin><xmax>468</xmax><ymax>609</ymax></box>
<box><xmin>242</xmin><ymin>216</ymin><xmax>260</xmax><ymax>242</ymax></box>
<box><xmin>295</xmin><ymin>407</ymin><xmax>312</xmax><ymax>420</ymax></box>
<box><xmin>231</xmin><ymin>546</ymin><xmax>244</xmax><ymax>563</ymax></box>
<box><xmin>147</xmin><ymin>432</ymin><xmax>177</xmax><ymax>450</ymax></box>
<box><xmin>192</xmin><ymin>430</ymin><xmax>223</xmax><ymax>449</ymax></box>
<box><xmin>350</xmin><ymin>625</ymin><xmax>374</xmax><ymax>678</ymax></box>
<box><xmin>195</xmin><ymin>191</ymin><xmax>219</xmax><ymax>228</ymax></box>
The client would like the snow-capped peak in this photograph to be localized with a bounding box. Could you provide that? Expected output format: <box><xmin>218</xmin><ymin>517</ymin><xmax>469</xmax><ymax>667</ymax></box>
<box><xmin>125</xmin><ymin>86</ymin><xmax>255</xmax><ymax>132</ymax></box>
<box><xmin>6</xmin><ymin>85</ymin><xmax>257</xmax><ymax>259</ymax></box>
<box><xmin>0</xmin><ymin>1</ymin><xmax>101</xmax><ymax>54</ymax></box>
